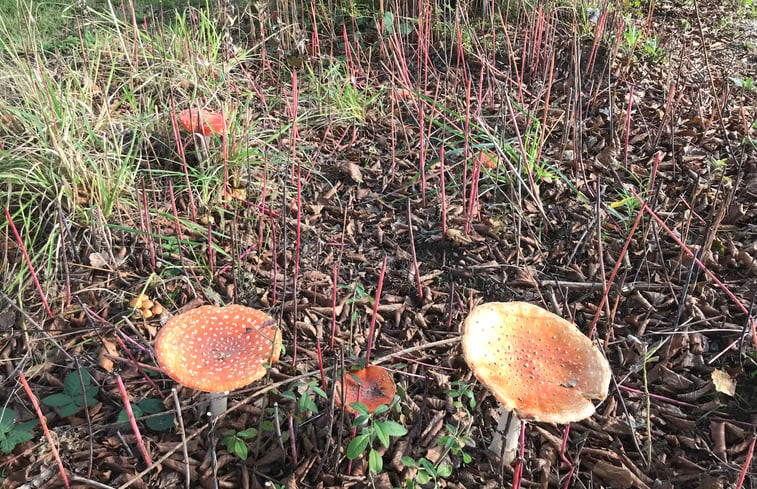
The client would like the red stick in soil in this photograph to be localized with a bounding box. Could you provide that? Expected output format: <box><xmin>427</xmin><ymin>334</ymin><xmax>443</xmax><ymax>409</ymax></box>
<box><xmin>418</xmin><ymin>103</ymin><xmax>427</xmax><ymax>205</ymax></box>
<box><xmin>735</xmin><ymin>435</ymin><xmax>755</xmax><ymax>489</ymax></box>
<box><xmin>407</xmin><ymin>200</ymin><xmax>423</xmax><ymax>301</ymax></box>
<box><xmin>330</xmin><ymin>264</ymin><xmax>339</xmax><ymax>350</ymax></box>
<box><xmin>559</xmin><ymin>424</ymin><xmax>576</xmax><ymax>489</ymax></box>
<box><xmin>116</xmin><ymin>375</ymin><xmax>153</xmax><ymax>466</ymax></box>
<box><xmin>440</xmin><ymin>145</ymin><xmax>447</xmax><ymax>237</ymax></box>
<box><xmin>364</xmin><ymin>256</ymin><xmax>388</xmax><ymax>366</ymax></box>
<box><xmin>631</xmin><ymin>189</ymin><xmax>757</xmax><ymax>353</ymax></box>
<box><xmin>19</xmin><ymin>372</ymin><xmax>70</xmax><ymax>488</ymax></box>
<box><xmin>168</xmin><ymin>97</ymin><xmax>197</xmax><ymax>221</ymax></box>
<box><xmin>5</xmin><ymin>207</ymin><xmax>53</xmax><ymax>318</ymax></box>
<box><xmin>623</xmin><ymin>86</ymin><xmax>634</xmax><ymax>167</ymax></box>
<box><xmin>207</xmin><ymin>220</ymin><xmax>214</xmax><ymax>277</ymax></box>
<box><xmin>140</xmin><ymin>180</ymin><xmax>156</xmax><ymax>271</ymax></box>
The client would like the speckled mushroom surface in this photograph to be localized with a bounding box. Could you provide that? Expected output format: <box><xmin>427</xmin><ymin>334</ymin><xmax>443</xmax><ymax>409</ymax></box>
<box><xmin>462</xmin><ymin>302</ymin><xmax>611</xmax><ymax>424</ymax></box>
<box><xmin>336</xmin><ymin>365</ymin><xmax>396</xmax><ymax>413</ymax></box>
<box><xmin>155</xmin><ymin>304</ymin><xmax>281</xmax><ymax>392</ymax></box>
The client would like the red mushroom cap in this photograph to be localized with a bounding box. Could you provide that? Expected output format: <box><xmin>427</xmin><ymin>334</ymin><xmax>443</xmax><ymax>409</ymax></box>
<box><xmin>177</xmin><ymin>108</ymin><xmax>228</xmax><ymax>136</ymax></box>
<box><xmin>336</xmin><ymin>365</ymin><xmax>396</xmax><ymax>413</ymax></box>
<box><xmin>462</xmin><ymin>302</ymin><xmax>611</xmax><ymax>424</ymax></box>
<box><xmin>155</xmin><ymin>304</ymin><xmax>281</xmax><ymax>392</ymax></box>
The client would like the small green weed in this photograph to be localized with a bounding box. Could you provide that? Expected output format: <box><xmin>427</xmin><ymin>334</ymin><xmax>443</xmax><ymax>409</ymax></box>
<box><xmin>346</xmin><ymin>402</ymin><xmax>407</xmax><ymax>474</ymax></box>
<box><xmin>401</xmin><ymin>456</ymin><xmax>453</xmax><ymax>489</ymax></box>
<box><xmin>642</xmin><ymin>36</ymin><xmax>666</xmax><ymax>63</ymax></box>
<box><xmin>730</xmin><ymin>76</ymin><xmax>755</xmax><ymax>91</ymax></box>
<box><xmin>41</xmin><ymin>367</ymin><xmax>98</xmax><ymax>417</ymax></box>
<box><xmin>0</xmin><ymin>407</ymin><xmax>38</xmax><ymax>454</ymax></box>
<box><xmin>221</xmin><ymin>427</ymin><xmax>258</xmax><ymax>460</ymax></box>
<box><xmin>116</xmin><ymin>398</ymin><xmax>174</xmax><ymax>432</ymax></box>
<box><xmin>281</xmin><ymin>380</ymin><xmax>328</xmax><ymax>416</ymax></box>
<box><xmin>445</xmin><ymin>380</ymin><xmax>476</xmax><ymax>415</ymax></box>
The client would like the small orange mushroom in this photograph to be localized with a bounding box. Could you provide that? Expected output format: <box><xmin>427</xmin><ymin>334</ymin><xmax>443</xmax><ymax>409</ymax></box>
<box><xmin>177</xmin><ymin>108</ymin><xmax>228</xmax><ymax>136</ymax></box>
<box><xmin>462</xmin><ymin>301</ymin><xmax>610</xmax><ymax>424</ymax></box>
<box><xmin>336</xmin><ymin>365</ymin><xmax>396</xmax><ymax>413</ymax></box>
<box><xmin>155</xmin><ymin>304</ymin><xmax>281</xmax><ymax>417</ymax></box>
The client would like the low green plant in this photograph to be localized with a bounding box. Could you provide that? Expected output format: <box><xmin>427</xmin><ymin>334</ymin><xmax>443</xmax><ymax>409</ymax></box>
<box><xmin>346</xmin><ymin>402</ymin><xmax>407</xmax><ymax>474</ymax></box>
<box><xmin>445</xmin><ymin>380</ymin><xmax>476</xmax><ymax>415</ymax></box>
<box><xmin>116</xmin><ymin>398</ymin><xmax>174</xmax><ymax>432</ymax></box>
<box><xmin>221</xmin><ymin>427</ymin><xmax>258</xmax><ymax>460</ymax></box>
<box><xmin>0</xmin><ymin>408</ymin><xmax>38</xmax><ymax>454</ymax></box>
<box><xmin>41</xmin><ymin>368</ymin><xmax>98</xmax><ymax>417</ymax></box>
<box><xmin>281</xmin><ymin>379</ymin><xmax>328</xmax><ymax>416</ymax></box>
<box><xmin>642</xmin><ymin>36</ymin><xmax>666</xmax><ymax>63</ymax></box>
<box><xmin>730</xmin><ymin>76</ymin><xmax>755</xmax><ymax>91</ymax></box>
<box><xmin>401</xmin><ymin>456</ymin><xmax>453</xmax><ymax>489</ymax></box>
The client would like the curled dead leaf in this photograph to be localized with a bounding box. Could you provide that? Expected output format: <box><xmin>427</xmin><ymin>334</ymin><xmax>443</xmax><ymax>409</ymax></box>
<box><xmin>711</xmin><ymin>369</ymin><xmax>736</xmax><ymax>396</ymax></box>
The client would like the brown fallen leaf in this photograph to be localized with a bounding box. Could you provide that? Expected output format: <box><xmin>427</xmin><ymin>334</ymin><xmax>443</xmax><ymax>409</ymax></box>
<box><xmin>97</xmin><ymin>336</ymin><xmax>119</xmax><ymax>372</ymax></box>
<box><xmin>711</xmin><ymin>369</ymin><xmax>736</xmax><ymax>396</ymax></box>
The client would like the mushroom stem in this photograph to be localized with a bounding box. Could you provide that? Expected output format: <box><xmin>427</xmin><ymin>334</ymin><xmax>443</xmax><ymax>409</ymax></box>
<box><xmin>489</xmin><ymin>408</ymin><xmax>521</xmax><ymax>465</ymax></box>
<box><xmin>209</xmin><ymin>391</ymin><xmax>228</xmax><ymax>419</ymax></box>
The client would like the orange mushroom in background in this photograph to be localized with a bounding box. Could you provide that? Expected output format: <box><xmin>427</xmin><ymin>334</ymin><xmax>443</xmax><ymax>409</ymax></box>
<box><xmin>462</xmin><ymin>301</ymin><xmax>611</xmax><ymax>464</ymax></box>
<box><xmin>177</xmin><ymin>108</ymin><xmax>228</xmax><ymax>136</ymax></box>
<box><xmin>154</xmin><ymin>304</ymin><xmax>281</xmax><ymax>418</ymax></box>
<box><xmin>335</xmin><ymin>365</ymin><xmax>396</xmax><ymax>413</ymax></box>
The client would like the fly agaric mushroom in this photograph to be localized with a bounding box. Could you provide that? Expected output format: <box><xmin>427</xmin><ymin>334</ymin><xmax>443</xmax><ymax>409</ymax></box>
<box><xmin>155</xmin><ymin>304</ymin><xmax>281</xmax><ymax>418</ymax></box>
<box><xmin>462</xmin><ymin>302</ymin><xmax>611</xmax><ymax>462</ymax></box>
<box><xmin>177</xmin><ymin>108</ymin><xmax>227</xmax><ymax>136</ymax></box>
<box><xmin>336</xmin><ymin>365</ymin><xmax>396</xmax><ymax>413</ymax></box>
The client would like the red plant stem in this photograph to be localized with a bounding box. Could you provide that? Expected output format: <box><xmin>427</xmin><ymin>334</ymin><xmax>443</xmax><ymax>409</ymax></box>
<box><xmin>418</xmin><ymin>104</ymin><xmax>426</xmax><ymax>205</ymax></box>
<box><xmin>560</xmin><ymin>424</ymin><xmax>575</xmax><ymax>489</ymax></box>
<box><xmin>330</xmin><ymin>264</ymin><xmax>339</xmax><ymax>350</ymax></box>
<box><xmin>207</xmin><ymin>220</ymin><xmax>214</xmax><ymax>276</ymax></box>
<box><xmin>364</xmin><ymin>255</ymin><xmax>388</xmax><ymax>366</ymax></box>
<box><xmin>630</xmin><ymin>188</ymin><xmax>757</xmax><ymax>353</ymax></box>
<box><xmin>617</xmin><ymin>385</ymin><xmax>697</xmax><ymax>408</ymax></box>
<box><xmin>623</xmin><ymin>86</ymin><xmax>634</xmax><ymax>167</ymax></box>
<box><xmin>407</xmin><ymin>200</ymin><xmax>423</xmax><ymax>301</ymax></box>
<box><xmin>168</xmin><ymin>97</ymin><xmax>197</xmax><ymax>220</ymax></box>
<box><xmin>465</xmin><ymin>152</ymin><xmax>482</xmax><ymax>234</ymax></box>
<box><xmin>288</xmin><ymin>414</ymin><xmax>298</xmax><ymax>465</ymax></box>
<box><xmin>56</xmin><ymin>202</ymin><xmax>71</xmax><ymax>307</ymax></box>
<box><xmin>141</xmin><ymin>180</ymin><xmax>156</xmax><ymax>271</ymax></box>
<box><xmin>258</xmin><ymin>153</ymin><xmax>269</xmax><ymax>250</ymax></box>
<box><xmin>19</xmin><ymin>372</ymin><xmax>70</xmax><ymax>488</ymax></box>
<box><xmin>291</xmin><ymin>71</ymin><xmax>301</xmax><ymax>369</ymax></box>
<box><xmin>462</xmin><ymin>77</ymin><xmax>471</xmax><ymax>215</ymax></box>
<box><xmin>587</xmin><ymin>192</ymin><xmax>647</xmax><ymax>339</ymax></box>
<box><xmin>505</xmin><ymin>96</ymin><xmax>545</xmax><ymax>216</ymax></box>
<box><xmin>735</xmin><ymin>436</ymin><xmax>755</xmax><ymax>489</ymax></box>
<box><xmin>168</xmin><ymin>177</ymin><xmax>184</xmax><ymax>242</ymax></box>
<box><xmin>110</xmin><ymin>330</ymin><xmax>165</xmax><ymax>399</ymax></box>
<box><xmin>512</xmin><ymin>420</ymin><xmax>526</xmax><ymax>489</ymax></box>
<box><xmin>536</xmin><ymin>51</ymin><xmax>555</xmax><ymax>165</ymax></box>
<box><xmin>116</xmin><ymin>375</ymin><xmax>152</xmax><ymax>466</ymax></box>
<box><xmin>5</xmin><ymin>207</ymin><xmax>53</xmax><ymax>319</ymax></box>
<box><xmin>440</xmin><ymin>145</ymin><xmax>447</xmax><ymax>236</ymax></box>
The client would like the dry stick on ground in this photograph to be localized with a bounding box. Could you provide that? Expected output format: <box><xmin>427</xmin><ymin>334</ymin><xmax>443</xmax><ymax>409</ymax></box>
<box><xmin>19</xmin><ymin>372</ymin><xmax>70</xmax><ymax>489</ymax></box>
<box><xmin>171</xmin><ymin>388</ymin><xmax>191</xmax><ymax>489</ymax></box>
<box><xmin>116</xmin><ymin>336</ymin><xmax>462</xmax><ymax>489</ymax></box>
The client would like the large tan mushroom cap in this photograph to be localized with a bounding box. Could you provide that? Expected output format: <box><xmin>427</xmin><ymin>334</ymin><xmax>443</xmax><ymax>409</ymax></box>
<box><xmin>155</xmin><ymin>305</ymin><xmax>281</xmax><ymax>392</ymax></box>
<box><xmin>462</xmin><ymin>302</ymin><xmax>611</xmax><ymax>424</ymax></box>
